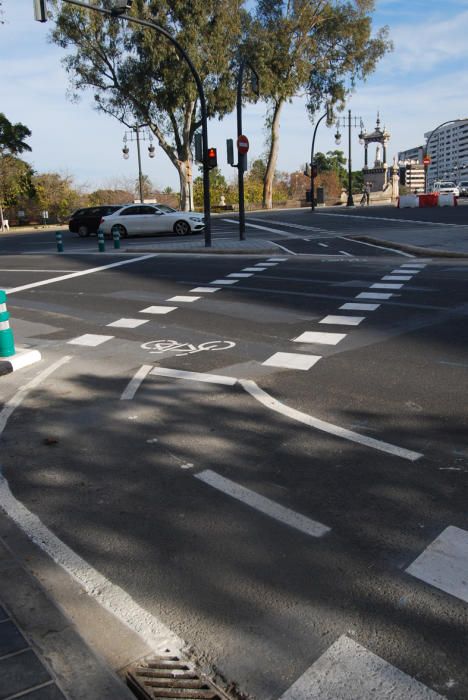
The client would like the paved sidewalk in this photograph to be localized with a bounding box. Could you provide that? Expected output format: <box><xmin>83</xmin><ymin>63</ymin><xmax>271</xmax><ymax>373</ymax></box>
<box><xmin>125</xmin><ymin>236</ymin><xmax>282</xmax><ymax>254</ymax></box>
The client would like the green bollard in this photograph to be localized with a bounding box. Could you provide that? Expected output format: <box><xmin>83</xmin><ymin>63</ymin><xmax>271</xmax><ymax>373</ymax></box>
<box><xmin>55</xmin><ymin>231</ymin><xmax>64</xmax><ymax>253</ymax></box>
<box><xmin>0</xmin><ymin>290</ymin><xmax>16</xmax><ymax>357</ymax></box>
<box><xmin>112</xmin><ymin>228</ymin><xmax>121</xmax><ymax>249</ymax></box>
<box><xmin>97</xmin><ymin>228</ymin><xmax>105</xmax><ymax>252</ymax></box>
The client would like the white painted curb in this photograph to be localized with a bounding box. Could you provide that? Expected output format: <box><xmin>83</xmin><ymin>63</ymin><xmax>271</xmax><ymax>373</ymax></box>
<box><xmin>0</xmin><ymin>349</ymin><xmax>42</xmax><ymax>376</ymax></box>
<box><xmin>398</xmin><ymin>195</ymin><xmax>419</xmax><ymax>208</ymax></box>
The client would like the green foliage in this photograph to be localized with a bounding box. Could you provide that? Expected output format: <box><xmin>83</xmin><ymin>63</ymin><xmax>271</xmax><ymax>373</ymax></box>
<box><xmin>88</xmin><ymin>189</ymin><xmax>133</xmax><ymax>205</ymax></box>
<box><xmin>0</xmin><ymin>156</ymin><xmax>35</xmax><ymax>208</ymax></box>
<box><xmin>0</xmin><ymin>114</ymin><xmax>32</xmax><ymax>156</ymax></box>
<box><xmin>32</xmin><ymin>173</ymin><xmax>82</xmax><ymax>220</ymax></box>
<box><xmin>193</xmin><ymin>167</ymin><xmax>228</xmax><ymax>207</ymax></box>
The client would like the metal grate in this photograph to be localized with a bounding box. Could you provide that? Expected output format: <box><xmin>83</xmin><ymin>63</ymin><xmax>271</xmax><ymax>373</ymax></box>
<box><xmin>127</xmin><ymin>655</ymin><xmax>229</xmax><ymax>700</ymax></box>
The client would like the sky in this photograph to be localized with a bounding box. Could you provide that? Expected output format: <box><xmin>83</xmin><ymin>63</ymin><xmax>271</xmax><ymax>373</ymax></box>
<box><xmin>2</xmin><ymin>1</ymin><xmax>468</xmax><ymax>192</ymax></box>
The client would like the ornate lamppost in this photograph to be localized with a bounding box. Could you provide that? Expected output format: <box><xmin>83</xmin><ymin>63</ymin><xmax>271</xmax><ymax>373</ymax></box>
<box><xmin>122</xmin><ymin>125</ymin><xmax>155</xmax><ymax>204</ymax></box>
<box><xmin>334</xmin><ymin>110</ymin><xmax>366</xmax><ymax>207</ymax></box>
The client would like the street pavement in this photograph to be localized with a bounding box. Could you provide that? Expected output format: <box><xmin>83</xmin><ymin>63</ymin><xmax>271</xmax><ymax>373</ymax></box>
<box><xmin>0</xmin><ymin>206</ymin><xmax>468</xmax><ymax>700</ymax></box>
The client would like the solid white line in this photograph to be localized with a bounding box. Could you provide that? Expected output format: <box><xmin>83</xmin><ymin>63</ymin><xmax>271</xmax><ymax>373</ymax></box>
<box><xmin>6</xmin><ymin>254</ymin><xmax>157</xmax><ymax>295</ymax></box>
<box><xmin>0</xmin><ymin>269</ymin><xmax>75</xmax><ymax>272</ymax></box>
<box><xmin>336</xmin><ymin>237</ymin><xmax>414</xmax><ymax>257</ymax></box>
<box><xmin>262</xmin><ymin>352</ymin><xmax>322</xmax><ymax>370</ymax></box>
<box><xmin>279</xmin><ymin>635</ymin><xmax>445</xmax><ymax>700</ymax></box>
<box><xmin>150</xmin><ymin>367</ymin><xmax>237</xmax><ymax>386</ymax></box>
<box><xmin>406</xmin><ymin>526</ymin><xmax>468</xmax><ymax>603</ymax></box>
<box><xmin>120</xmin><ymin>365</ymin><xmax>153</xmax><ymax>400</ymax></box>
<box><xmin>68</xmin><ymin>334</ymin><xmax>114</xmax><ymax>347</ymax></box>
<box><xmin>340</xmin><ymin>303</ymin><xmax>380</xmax><ymax>311</ymax></box>
<box><xmin>0</xmin><ymin>356</ymin><xmax>72</xmax><ymax>435</ymax></box>
<box><xmin>293</xmin><ymin>331</ymin><xmax>346</xmax><ymax>346</ymax></box>
<box><xmin>0</xmin><ymin>476</ymin><xmax>184</xmax><ymax>655</ymax></box>
<box><xmin>195</xmin><ymin>470</ymin><xmax>330</xmax><ymax>538</ymax></box>
<box><xmin>316</xmin><ymin>211</ymin><xmax>455</xmax><ymax>227</ymax></box>
<box><xmin>319</xmin><ymin>315</ymin><xmax>364</xmax><ymax>326</ymax></box>
<box><xmin>221</xmin><ymin>218</ymin><xmax>296</xmax><ymax>236</ymax></box>
<box><xmin>240</xmin><ymin>380</ymin><xmax>422</xmax><ymax>461</ymax></box>
<box><xmin>268</xmin><ymin>241</ymin><xmax>297</xmax><ymax>255</ymax></box>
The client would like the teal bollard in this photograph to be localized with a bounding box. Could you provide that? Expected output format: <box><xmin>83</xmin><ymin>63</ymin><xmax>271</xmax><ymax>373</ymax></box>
<box><xmin>0</xmin><ymin>290</ymin><xmax>16</xmax><ymax>357</ymax></box>
<box><xmin>55</xmin><ymin>231</ymin><xmax>64</xmax><ymax>253</ymax></box>
<box><xmin>97</xmin><ymin>228</ymin><xmax>105</xmax><ymax>252</ymax></box>
<box><xmin>112</xmin><ymin>228</ymin><xmax>121</xmax><ymax>249</ymax></box>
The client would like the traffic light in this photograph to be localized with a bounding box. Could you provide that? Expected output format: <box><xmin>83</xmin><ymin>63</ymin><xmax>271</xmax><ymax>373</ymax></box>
<box><xmin>194</xmin><ymin>133</ymin><xmax>203</xmax><ymax>163</ymax></box>
<box><xmin>33</xmin><ymin>0</ymin><xmax>48</xmax><ymax>22</ymax></box>
<box><xmin>207</xmin><ymin>147</ymin><xmax>217</xmax><ymax>170</ymax></box>
<box><xmin>226</xmin><ymin>139</ymin><xmax>235</xmax><ymax>166</ymax></box>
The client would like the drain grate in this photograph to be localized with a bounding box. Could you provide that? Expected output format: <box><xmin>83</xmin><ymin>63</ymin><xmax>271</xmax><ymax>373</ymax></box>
<box><xmin>127</xmin><ymin>656</ymin><xmax>228</xmax><ymax>700</ymax></box>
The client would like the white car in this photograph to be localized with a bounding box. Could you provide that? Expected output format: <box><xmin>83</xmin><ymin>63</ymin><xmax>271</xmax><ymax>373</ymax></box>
<box><xmin>98</xmin><ymin>204</ymin><xmax>205</xmax><ymax>238</ymax></box>
<box><xmin>431</xmin><ymin>181</ymin><xmax>460</xmax><ymax>196</ymax></box>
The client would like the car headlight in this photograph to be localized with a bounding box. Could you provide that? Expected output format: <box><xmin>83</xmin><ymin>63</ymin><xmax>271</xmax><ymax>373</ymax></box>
<box><xmin>189</xmin><ymin>216</ymin><xmax>203</xmax><ymax>222</ymax></box>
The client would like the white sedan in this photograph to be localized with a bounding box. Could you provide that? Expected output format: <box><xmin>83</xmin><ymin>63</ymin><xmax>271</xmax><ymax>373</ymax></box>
<box><xmin>98</xmin><ymin>204</ymin><xmax>205</xmax><ymax>238</ymax></box>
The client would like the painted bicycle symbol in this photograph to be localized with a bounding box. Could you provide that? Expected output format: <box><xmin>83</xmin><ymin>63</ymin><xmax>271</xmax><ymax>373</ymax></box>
<box><xmin>141</xmin><ymin>339</ymin><xmax>236</xmax><ymax>356</ymax></box>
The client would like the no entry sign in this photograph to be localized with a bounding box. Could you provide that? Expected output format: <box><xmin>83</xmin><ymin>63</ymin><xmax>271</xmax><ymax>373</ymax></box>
<box><xmin>423</xmin><ymin>155</ymin><xmax>431</xmax><ymax>166</ymax></box>
<box><xmin>237</xmin><ymin>135</ymin><xmax>249</xmax><ymax>154</ymax></box>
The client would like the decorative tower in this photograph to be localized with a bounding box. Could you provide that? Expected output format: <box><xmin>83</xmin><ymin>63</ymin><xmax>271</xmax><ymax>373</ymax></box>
<box><xmin>361</xmin><ymin>113</ymin><xmax>391</xmax><ymax>192</ymax></box>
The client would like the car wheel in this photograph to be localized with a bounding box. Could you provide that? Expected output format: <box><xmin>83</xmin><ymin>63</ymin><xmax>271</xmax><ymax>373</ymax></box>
<box><xmin>111</xmin><ymin>224</ymin><xmax>128</xmax><ymax>239</ymax></box>
<box><xmin>173</xmin><ymin>220</ymin><xmax>190</xmax><ymax>236</ymax></box>
<box><xmin>77</xmin><ymin>225</ymin><xmax>89</xmax><ymax>237</ymax></box>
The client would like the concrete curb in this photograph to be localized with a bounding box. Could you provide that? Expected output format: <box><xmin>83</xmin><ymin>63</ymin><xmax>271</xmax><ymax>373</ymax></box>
<box><xmin>0</xmin><ymin>349</ymin><xmax>42</xmax><ymax>376</ymax></box>
<box><xmin>124</xmin><ymin>247</ymin><xmax>280</xmax><ymax>255</ymax></box>
<box><xmin>348</xmin><ymin>235</ymin><xmax>468</xmax><ymax>259</ymax></box>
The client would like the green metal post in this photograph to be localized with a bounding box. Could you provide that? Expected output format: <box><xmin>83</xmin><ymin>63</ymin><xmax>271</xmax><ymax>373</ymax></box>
<box><xmin>55</xmin><ymin>231</ymin><xmax>64</xmax><ymax>252</ymax></box>
<box><xmin>0</xmin><ymin>291</ymin><xmax>16</xmax><ymax>357</ymax></box>
<box><xmin>97</xmin><ymin>229</ymin><xmax>105</xmax><ymax>252</ymax></box>
<box><xmin>113</xmin><ymin>229</ymin><xmax>121</xmax><ymax>249</ymax></box>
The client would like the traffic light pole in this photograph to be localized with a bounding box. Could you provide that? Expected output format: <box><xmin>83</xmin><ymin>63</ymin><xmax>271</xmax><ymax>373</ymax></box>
<box><xmin>237</xmin><ymin>62</ymin><xmax>246</xmax><ymax>240</ymax></box>
<box><xmin>43</xmin><ymin>0</ymin><xmax>212</xmax><ymax>247</ymax></box>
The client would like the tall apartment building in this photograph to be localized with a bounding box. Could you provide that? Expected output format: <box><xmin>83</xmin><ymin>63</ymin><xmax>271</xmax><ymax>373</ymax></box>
<box><xmin>398</xmin><ymin>146</ymin><xmax>425</xmax><ymax>192</ymax></box>
<box><xmin>424</xmin><ymin>119</ymin><xmax>468</xmax><ymax>187</ymax></box>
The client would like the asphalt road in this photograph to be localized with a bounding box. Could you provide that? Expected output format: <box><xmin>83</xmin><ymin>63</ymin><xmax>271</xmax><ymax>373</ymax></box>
<box><xmin>1</xmin><ymin>211</ymin><xmax>468</xmax><ymax>699</ymax></box>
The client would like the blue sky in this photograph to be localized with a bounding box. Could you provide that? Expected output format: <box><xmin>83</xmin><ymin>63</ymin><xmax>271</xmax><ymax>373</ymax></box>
<box><xmin>2</xmin><ymin>1</ymin><xmax>468</xmax><ymax>192</ymax></box>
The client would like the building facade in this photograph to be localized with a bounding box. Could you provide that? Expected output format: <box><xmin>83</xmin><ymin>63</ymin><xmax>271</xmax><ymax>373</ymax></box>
<box><xmin>398</xmin><ymin>146</ymin><xmax>424</xmax><ymax>163</ymax></box>
<box><xmin>424</xmin><ymin>119</ymin><xmax>468</xmax><ymax>187</ymax></box>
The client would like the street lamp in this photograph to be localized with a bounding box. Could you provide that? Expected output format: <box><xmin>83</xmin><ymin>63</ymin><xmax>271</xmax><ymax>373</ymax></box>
<box><xmin>122</xmin><ymin>125</ymin><xmax>155</xmax><ymax>203</ymax></box>
<box><xmin>34</xmin><ymin>0</ymin><xmax>213</xmax><ymax>247</ymax></box>
<box><xmin>334</xmin><ymin>110</ymin><xmax>364</xmax><ymax>207</ymax></box>
<box><xmin>309</xmin><ymin>102</ymin><xmax>333</xmax><ymax>212</ymax></box>
<box><xmin>236</xmin><ymin>60</ymin><xmax>259</xmax><ymax>240</ymax></box>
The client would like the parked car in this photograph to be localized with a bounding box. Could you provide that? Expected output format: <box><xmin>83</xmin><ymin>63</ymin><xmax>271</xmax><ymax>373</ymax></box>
<box><xmin>69</xmin><ymin>205</ymin><xmax>123</xmax><ymax>237</ymax></box>
<box><xmin>98</xmin><ymin>204</ymin><xmax>205</xmax><ymax>238</ymax></box>
<box><xmin>457</xmin><ymin>180</ymin><xmax>468</xmax><ymax>197</ymax></box>
<box><xmin>431</xmin><ymin>181</ymin><xmax>460</xmax><ymax>196</ymax></box>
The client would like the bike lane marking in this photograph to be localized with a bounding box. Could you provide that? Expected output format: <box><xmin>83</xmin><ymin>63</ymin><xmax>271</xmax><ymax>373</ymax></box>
<box><xmin>150</xmin><ymin>367</ymin><xmax>238</xmax><ymax>386</ymax></box>
<box><xmin>5</xmin><ymin>254</ymin><xmax>158</xmax><ymax>295</ymax></box>
<box><xmin>121</xmin><ymin>364</ymin><xmax>153</xmax><ymax>400</ymax></box>
<box><xmin>68</xmin><ymin>334</ymin><xmax>114</xmax><ymax>347</ymax></box>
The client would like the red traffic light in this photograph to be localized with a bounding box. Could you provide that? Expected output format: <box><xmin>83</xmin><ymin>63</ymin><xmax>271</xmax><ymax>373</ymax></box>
<box><xmin>207</xmin><ymin>147</ymin><xmax>217</xmax><ymax>169</ymax></box>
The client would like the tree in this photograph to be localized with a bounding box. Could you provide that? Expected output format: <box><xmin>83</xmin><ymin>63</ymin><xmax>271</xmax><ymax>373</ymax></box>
<box><xmin>193</xmin><ymin>167</ymin><xmax>228</xmax><ymax>207</ymax></box>
<box><xmin>88</xmin><ymin>188</ymin><xmax>133</xmax><ymax>205</ymax></box>
<box><xmin>33</xmin><ymin>173</ymin><xmax>82</xmax><ymax>221</ymax></box>
<box><xmin>248</xmin><ymin>0</ymin><xmax>391</xmax><ymax>209</ymax></box>
<box><xmin>0</xmin><ymin>114</ymin><xmax>33</xmax><ymax>229</ymax></box>
<box><xmin>50</xmin><ymin>0</ymin><xmax>243</xmax><ymax>211</ymax></box>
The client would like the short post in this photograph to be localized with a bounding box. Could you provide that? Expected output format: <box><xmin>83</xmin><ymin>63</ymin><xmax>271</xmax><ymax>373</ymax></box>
<box><xmin>55</xmin><ymin>231</ymin><xmax>64</xmax><ymax>253</ymax></box>
<box><xmin>97</xmin><ymin>228</ymin><xmax>105</xmax><ymax>252</ymax></box>
<box><xmin>112</xmin><ymin>228</ymin><xmax>121</xmax><ymax>249</ymax></box>
<box><xmin>0</xmin><ymin>291</ymin><xmax>16</xmax><ymax>358</ymax></box>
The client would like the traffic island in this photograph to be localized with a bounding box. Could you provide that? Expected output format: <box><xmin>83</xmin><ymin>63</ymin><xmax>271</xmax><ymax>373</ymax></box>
<box><xmin>0</xmin><ymin>348</ymin><xmax>42</xmax><ymax>376</ymax></box>
<box><xmin>0</xmin><ymin>290</ymin><xmax>41</xmax><ymax>375</ymax></box>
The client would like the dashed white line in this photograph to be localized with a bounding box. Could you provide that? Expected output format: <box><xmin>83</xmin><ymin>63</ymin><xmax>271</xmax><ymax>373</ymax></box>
<box><xmin>339</xmin><ymin>250</ymin><xmax>353</xmax><ymax>257</ymax></box>
<box><xmin>167</xmin><ymin>296</ymin><xmax>201</xmax><ymax>302</ymax></box>
<box><xmin>209</xmin><ymin>279</ymin><xmax>238</xmax><ymax>285</ymax></box>
<box><xmin>242</xmin><ymin>267</ymin><xmax>265</xmax><ymax>272</ymax></box>
<box><xmin>195</xmin><ymin>470</ymin><xmax>330</xmax><ymax>538</ymax></box>
<box><xmin>107</xmin><ymin>318</ymin><xmax>149</xmax><ymax>328</ymax></box>
<box><xmin>371</xmin><ymin>283</ymin><xmax>403</xmax><ymax>290</ymax></box>
<box><xmin>140</xmin><ymin>306</ymin><xmax>177</xmax><ymax>314</ymax></box>
<box><xmin>357</xmin><ymin>292</ymin><xmax>393</xmax><ymax>300</ymax></box>
<box><xmin>190</xmin><ymin>287</ymin><xmax>220</xmax><ymax>293</ymax></box>
<box><xmin>240</xmin><ymin>380</ymin><xmax>422</xmax><ymax>461</ymax></box>
<box><xmin>382</xmin><ymin>275</ymin><xmax>412</xmax><ymax>281</ymax></box>
<box><xmin>120</xmin><ymin>365</ymin><xmax>153</xmax><ymax>400</ymax></box>
<box><xmin>293</xmin><ymin>331</ymin><xmax>346</xmax><ymax>346</ymax></box>
<box><xmin>150</xmin><ymin>367</ymin><xmax>237</xmax><ymax>386</ymax></box>
<box><xmin>262</xmin><ymin>352</ymin><xmax>322</xmax><ymax>371</ymax></box>
<box><xmin>319</xmin><ymin>315</ymin><xmax>364</xmax><ymax>326</ymax></box>
<box><xmin>279</xmin><ymin>635</ymin><xmax>445</xmax><ymax>700</ymax></box>
<box><xmin>406</xmin><ymin>526</ymin><xmax>468</xmax><ymax>604</ymax></box>
<box><xmin>68</xmin><ymin>334</ymin><xmax>114</xmax><ymax>347</ymax></box>
<box><xmin>226</xmin><ymin>273</ymin><xmax>254</xmax><ymax>278</ymax></box>
<box><xmin>340</xmin><ymin>303</ymin><xmax>380</xmax><ymax>311</ymax></box>
<box><xmin>267</xmin><ymin>257</ymin><xmax>288</xmax><ymax>261</ymax></box>
<box><xmin>318</xmin><ymin>243</ymin><xmax>329</xmax><ymax>248</ymax></box>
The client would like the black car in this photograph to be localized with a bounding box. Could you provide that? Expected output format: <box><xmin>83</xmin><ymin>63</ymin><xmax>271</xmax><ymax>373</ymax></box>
<box><xmin>68</xmin><ymin>205</ymin><xmax>123</xmax><ymax>237</ymax></box>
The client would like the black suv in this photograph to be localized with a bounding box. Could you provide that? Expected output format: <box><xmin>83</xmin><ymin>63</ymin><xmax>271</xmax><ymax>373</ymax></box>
<box><xmin>69</xmin><ymin>205</ymin><xmax>123</xmax><ymax>237</ymax></box>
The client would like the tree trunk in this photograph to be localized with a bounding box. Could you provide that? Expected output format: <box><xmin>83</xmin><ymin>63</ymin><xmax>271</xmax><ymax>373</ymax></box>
<box><xmin>263</xmin><ymin>99</ymin><xmax>284</xmax><ymax>209</ymax></box>
<box><xmin>177</xmin><ymin>160</ymin><xmax>194</xmax><ymax>211</ymax></box>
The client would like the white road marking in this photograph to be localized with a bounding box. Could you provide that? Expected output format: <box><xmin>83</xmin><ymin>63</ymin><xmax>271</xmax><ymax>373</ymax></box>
<box><xmin>267</xmin><ymin>257</ymin><xmax>288</xmax><ymax>261</ymax></box>
<box><xmin>252</xmin><ymin>267</ymin><xmax>268</xmax><ymax>271</ymax></box>
<box><xmin>357</xmin><ymin>292</ymin><xmax>393</xmax><ymax>300</ymax></box>
<box><xmin>317</xmin><ymin>210</ymin><xmax>454</xmax><ymax>227</ymax></box>
<box><xmin>336</xmin><ymin>236</ymin><xmax>414</xmax><ymax>257</ymax></box>
<box><xmin>68</xmin><ymin>334</ymin><xmax>114</xmax><ymax>347</ymax></box>
<box><xmin>406</xmin><ymin>526</ymin><xmax>468</xmax><ymax>603</ymax></box>
<box><xmin>262</xmin><ymin>352</ymin><xmax>322</xmax><ymax>371</ymax></box>
<box><xmin>293</xmin><ymin>331</ymin><xmax>346</xmax><ymax>345</ymax></box>
<box><xmin>190</xmin><ymin>287</ymin><xmax>220</xmax><ymax>293</ymax></box>
<box><xmin>339</xmin><ymin>250</ymin><xmax>353</xmax><ymax>257</ymax></box>
<box><xmin>242</xmin><ymin>267</ymin><xmax>265</xmax><ymax>272</ymax></box>
<box><xmin>140</xmin><ymin>306</ymin><xmax>177</xmax><ymax>314</ymax></box>
<box><xmin>226</xmin><ymin>273</ymin><xmax>254</xmax><ymax>278</ymax></box>
<box><xmin>371</xmin><ymin>283</ymin><xmax>403</xmax><ymax>290</ymax></box>
<box><xmin>269</xmin><ymin>242</ymin><xmax>297</xmax><ymax>255</ymax></box>
<box><xmin>279</xmin><ymin>635</ymin><xmax>445</xmax><ymax>700</ymax></box>
<box><xmin>319</xmin><ymin>315</ymin><xmax>364</xmax><ymax>326</ymax></box>
<box><xmin>195</xmin><ymin>470</ymin><xmax>330</xmax><ymax>538</ymax></box>
<box><xmin>0</xmin><ymin>269</ymin><xmax>75</xmax><ymax>272</ymax></box>
<box><xmin>6</xmin><ymin>254</ymin><xmax>157</xmax><ymax>295</ymax></box>
<box><xmin>402</xmin><ymin>263</ymin><xmax>427</xmax><ymax>268</ymax></box>
<box><xmin>150</xmin><ymin>367</ymin><xmax>237</xmax><ymax>386</ymax></box>
<box><xmin>395</xmin><ymin>270</ymin><xmax>419</xmax><ymax>274</ymax></box>
<box><xmin>318</xmin><ymin>243</ymin><xmax>328</xmax><ymax>248</ymax></box>
<box><xmin>240</xmin><ymin>380</ymin><xmax>423</xmax><ymax>461</ymax></box>
<box><xmin>120</xmin><ymin>365</ymin><xmax>153</xmax><ymax>400</ymax></box>
<box><xmin>209</xmin><ymin>279</ymin><xmax>238</xmax><ymax>285</ymax></box>
<box><xmin>221</xmin><ymin>218</ymin><xmax>298</xmax><ymax>236</ymax></box>
<box><xmin>382</xmin><ymin>275</ymin><xmax>412</xmax><ymax>281</ymax></box>
<box><xmin>340</xmin><ymin>303</ymin><xmax>380</xmax><ymax>311</ymax></box>
<box><xmin>257</xmin><ymin>262</ymin><xmax>279</xmax><ymax>266</ymax></box>
<box><xmin>0</xmin><ymin>356</ymin><xmax>72</xmax><ymax>435</ymax></box>
<box><xmin>107</xmin><ymin>318</ymin><xmax>149</xmax><ymax>328</ymax></box>
<box><xmin>167</xmin><ymin>296</ymin><xmax>201</xmax><ymax>302</ymax></box>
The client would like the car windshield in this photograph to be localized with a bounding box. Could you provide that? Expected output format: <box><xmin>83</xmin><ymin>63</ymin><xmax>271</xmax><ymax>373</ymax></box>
<box><xmin>439</xmin><ymin>182</ymin><xmax>455</xmax><ymax>188</ymax></box>
<box><xmin>156</xmin><ymin>205</ymin><xmax>177</xmax><ymax>213</ymax></box>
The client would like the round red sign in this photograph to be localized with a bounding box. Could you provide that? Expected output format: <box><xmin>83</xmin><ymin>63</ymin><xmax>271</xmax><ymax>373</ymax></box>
<box><xmin>423</xmin><ymin>155</ymin><xmax>431</xmax><ymax>166</ymax></box>
<box><xmin>237</xmin><ymin>135</ymin><xmax>249</xmax><ymax>155</ymax></box>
